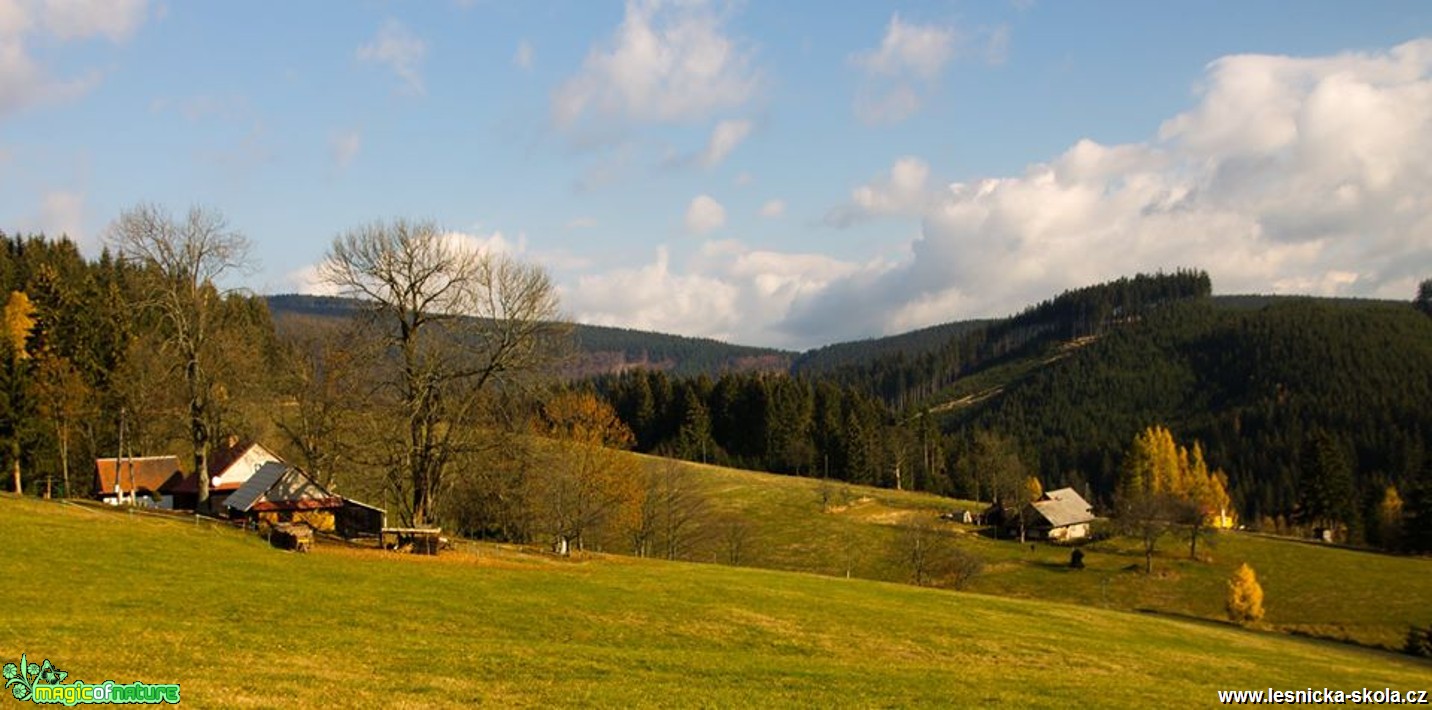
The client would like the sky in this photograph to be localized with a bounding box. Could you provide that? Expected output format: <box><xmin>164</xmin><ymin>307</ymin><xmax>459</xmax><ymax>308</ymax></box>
<box><xmin>2</xmin><ymin>1</ymin><xmax>1431</xmax><ymax>350</ymax></box>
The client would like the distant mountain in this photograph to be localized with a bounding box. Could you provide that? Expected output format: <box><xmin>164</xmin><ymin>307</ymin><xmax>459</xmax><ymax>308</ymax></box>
<box><xmin>264</xmin><ymin>294</ymin><xmax>792</xmax><ymax>378</ymax></box>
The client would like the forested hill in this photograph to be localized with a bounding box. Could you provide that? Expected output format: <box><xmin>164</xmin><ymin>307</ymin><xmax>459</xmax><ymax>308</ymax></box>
<box><xmin>945</xmin><ymin>295</ymin><xmax>1432</xmax><ymax>526</ymax></box>
<box><xmin>265</xmin><ymin>294</ymin><xmax>792</xmax><ymax>378</ymax></box>
<box><xmin>798</xmin><ymin>270</ymin><xmax>1213</xmax><ymax>410</ymax></box>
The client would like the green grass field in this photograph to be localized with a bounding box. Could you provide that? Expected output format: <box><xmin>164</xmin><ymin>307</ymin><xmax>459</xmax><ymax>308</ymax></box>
<box><xmin>601</xmin><ymin>454</ymin><xmax>1432</xmax><ymax>651</ymax></box>
<box><xmin>1</xmin><ymin>495</ymin><xmax>1427</xmax><ymax>708</ymax></box>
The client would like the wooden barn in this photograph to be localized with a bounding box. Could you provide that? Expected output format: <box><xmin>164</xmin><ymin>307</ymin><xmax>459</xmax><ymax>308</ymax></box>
<box><xmin>223</xmin><ymin>462</ymin><xmax>345</xmax><ymax>532</ymax></box>
<box><xmin>93</xmin><ymin>456</ymin><xmax>193</xmax><ymax>509</ymax></box>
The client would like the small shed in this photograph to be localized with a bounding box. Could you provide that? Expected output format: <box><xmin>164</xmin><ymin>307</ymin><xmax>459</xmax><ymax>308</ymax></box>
<box><xmin>1023</xmin><ymin>488</ymin><xmax>1096</xmax><ymax>542</ymax></box>
<box><xmin>93</xmin><ymin>456</ymin><xmax>192</xmax><ymax>509</ymax></box>
<box><xmin>223</xmin><ymin>462</ymin><xmax>344</xmax><ymax>532</ymax></box>
<box><xmin>337</xmin><ymin>498</ymin><xmax>387</xmax><ymax>538</ymax></box>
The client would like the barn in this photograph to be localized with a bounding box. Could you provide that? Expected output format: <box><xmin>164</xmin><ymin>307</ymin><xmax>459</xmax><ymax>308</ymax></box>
<box><xmin>223</xmin><ymin>462</ymin><xmax>345</xmax><ymax>532</ymax></box>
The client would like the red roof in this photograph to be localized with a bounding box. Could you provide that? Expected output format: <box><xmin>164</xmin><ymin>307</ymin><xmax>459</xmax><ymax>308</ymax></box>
<box><xmin>93</xmin><ymin>457</ymin><xmax>190</xmax><ymax>496</ymax></box>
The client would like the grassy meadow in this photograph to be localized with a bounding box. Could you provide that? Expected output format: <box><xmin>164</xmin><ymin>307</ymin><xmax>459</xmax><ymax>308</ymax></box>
<box><xmin>598</xmin><ymin>454</ymin><xmax>1432</xmax><ymax>651</ymax></box>
<box><xmin>1</xmin><ymin>495</ymin><xmax>1428</xmax><ymax>708</ymax></box>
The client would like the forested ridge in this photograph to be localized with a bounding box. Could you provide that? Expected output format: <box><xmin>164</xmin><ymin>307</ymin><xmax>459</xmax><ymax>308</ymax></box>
<box><xmin>267</xmin><ymin>293</ymin><xmax>792</xmax><ymax>377</ymax></box>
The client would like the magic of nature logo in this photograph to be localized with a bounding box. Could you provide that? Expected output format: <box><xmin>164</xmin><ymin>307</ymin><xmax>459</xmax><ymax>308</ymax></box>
<box><xmin>4</xmin><ymin>654</ymin><xmax>179</xmax><ymax>706</ymax></box>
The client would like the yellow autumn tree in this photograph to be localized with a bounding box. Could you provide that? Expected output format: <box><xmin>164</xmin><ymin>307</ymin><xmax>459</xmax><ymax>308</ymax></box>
<box><xmin>3</xmin><ymin>291</ymin><xmax>35</xmax><ymax>494</ymax></box>
<box><xmin>1119</xmin><ymin>426</ymin><xmax>1239</xmax><ymax>565</ymax></box>
<box><xmin>1226</xmin><ymin>563</ymin><xmax>1266</xmax><ymax>624</ymax></box>
<box><xmin>533</xmin><ymin>391</ymin><xmax>643</xmax><ymax>555</ymax></box>
<box><xmin>1377</xmin><ymin>485</ymin><xmax>1403</xmax><ymax>550</ymax></box>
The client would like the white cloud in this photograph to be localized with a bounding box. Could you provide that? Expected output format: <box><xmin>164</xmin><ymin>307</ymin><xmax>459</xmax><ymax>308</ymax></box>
<box><xmin>330</xmin><ymin>128</ymin><xmax>361</xmax><ymax>171</ymax></box>
<box><xmin>850</xmin><ymin>14</ymin><xmax>954</xmax><ymax>125</ymax></box>
<box><xmin>565</xmin><ymin>241</ymin><xmax>864</xmax><ymax>346</ymax></box>
<box><xmin>850</xmin><ymin>14</ymin><xmax>1009</xmax><ymax>125</ymax></box>
<box><xmin>0</xmin><ymin>0</ymin><xmax>145</xmax><ymax>118</ymax></box>
<box><xmin>826</xmin><ymin>156</ymin><xmax>933</xmax><ymax>226</ymax></box>
<box><xmin>566</xmin><ymin>39</ymin><xmax>1432</xmax><ymax>349</ymax></box>
<box><xmin>787</xmin><ymin>38</ymin><xmax>1432</xmax><ymax>341</ymax></box>
<box><xmin>553</xmin><ymin>0</ymin><xmax>760</xmax><ymax>127</ymax></box>
<box><xmin>853</xmin><ymin>13</ymin><xmax>955</xmax><ymax>79</ymax></box>
<box><xmin>565</xmin><ymin>216</ymin><xmax>598</xmax><ymax>229</ymax></box>
<box><xmin>357</xmin><ymin>19</ymin><xmax>427</xmax><ymax>95</ymax></box>
<box><xmin>759</xmin><ymin>199</ymin><xmax>785</xmax><ymax>218</ymax></box>
<box><xmin>684</xmin><ymin>194</ymin><xmax>726</xmax><ymax>234</ymax></box>
<box><xmin>513</xmin><ymin>39</ymin><xmax>533</xmax><ymax>70</ymax></box>
<box><xmin>701</xmin><ymin>118</ymin><xmax>752</xmax><ymax>167</ymax></box>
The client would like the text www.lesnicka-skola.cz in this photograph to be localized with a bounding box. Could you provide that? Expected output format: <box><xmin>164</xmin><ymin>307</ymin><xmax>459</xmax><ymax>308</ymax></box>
<box><xmin>1218</xmin><ymin>688</ymin><xmax>1429</xmax><ymax>705</ymax></box>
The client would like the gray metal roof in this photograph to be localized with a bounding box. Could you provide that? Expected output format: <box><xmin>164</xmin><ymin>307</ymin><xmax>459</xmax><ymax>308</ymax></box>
<box><xmin>223</xmin><ymin>461</ymin><xmax>289</xmax><ymax>513</ymax></box>
<box><xmin>1030</xmin><ymin>487</ymin><xmax>1095</xmax><ymax>528</ymax></box>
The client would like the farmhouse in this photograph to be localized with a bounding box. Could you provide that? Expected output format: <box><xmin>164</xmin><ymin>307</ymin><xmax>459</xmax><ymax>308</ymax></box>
<box><xmin>171</xmin><ymin>439</ymin><xmax>284</xmax><ymax>512</ymax></box>
<box><xmin>1023</xmin><ymin>488</ymin><xmax>1096</xmax><ymax>541</ymax></box>
<box><xmin>93</xmin><ymin>456</ymin><xmax>192</xmax><ymax>509</ymax></box>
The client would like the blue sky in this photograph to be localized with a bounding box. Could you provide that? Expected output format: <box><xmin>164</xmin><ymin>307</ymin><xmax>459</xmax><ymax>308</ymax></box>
<box><xmin>3</xmin><ymin>1</ymin><xmax>1431</xmax><ymax>349</ymax></box>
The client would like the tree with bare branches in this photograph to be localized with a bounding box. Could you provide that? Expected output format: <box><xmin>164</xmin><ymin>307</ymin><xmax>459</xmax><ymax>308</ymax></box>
<box><xmin>321</xmin><ymin>219</ymin><xmax>565</xmax><ymax>526</ymax></box>
<box><xmin>106</xmin><ymin>203</ymin><xmax>253</xmax><ymax>509</ymax></box>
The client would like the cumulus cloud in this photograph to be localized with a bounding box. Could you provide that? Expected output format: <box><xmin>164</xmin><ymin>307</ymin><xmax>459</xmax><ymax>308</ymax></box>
<box><xmin>759</xmin><ymin>199</ymin><xmax>785</xmax><ymax>218</ymax></box>
<box><xmin>553</xmin><ymin>0</ymin><xmax>760</xmax><ymax>127</ymax></box>
<box><xmin>357</xmin><ymin>19</ymin><xmax>427</xmax><ymax>95</ymax></box>
<box><xmin>788</xmin><ymin>38</ymin><xmax>1432</xmax><ymax>341</ymax></box>
<box><xmin>825</xmin><ymin>156</ymin><xmax>934</xmax><ymax>226</ymax></box>
<box><xmin>564</xmin><ymin>39</ymin><xmax>1432</xmax><ymax>349</ymax></box>
<box><xmin>684</xmin><ymin>194</ymin><xmax>726</xmax><ymax>234</ymax></box>
<box><xmin>0</xmin><ymin>0</ymin><xmax>146</xmax><ymax>117</ymax></box>
<box><xmin>565</xmin><ymin>241</ymin><xmax>863</xmax><ymax>345</ymax></box>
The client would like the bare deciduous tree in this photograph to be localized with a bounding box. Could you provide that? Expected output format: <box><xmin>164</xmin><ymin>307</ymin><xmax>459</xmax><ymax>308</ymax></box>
<box><xmin>632</xmin><ymin>459</ymin><xmax>708</xmax><ymax>559</ymax></box>
<box><xmin>106</xmin><ymin>203</ymin><xmax>252</xmax><ymax>508</ymax></box>
<box><xmin>320</xmin><ymin>219</ymin><xmax>564</xmax><ymax>526</ymax></box>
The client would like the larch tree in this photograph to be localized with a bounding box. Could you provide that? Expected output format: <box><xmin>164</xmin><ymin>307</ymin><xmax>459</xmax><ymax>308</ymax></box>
<box><xmin>1226</xmin><ymin>563</ymin><xmax>1266</xmax><ymax>624</ymax></box>
<box><xmin>2</xmin><ymin>291</ymin><xmax>35</xmax><ymax>493</ymax></box>
<box><xmin>321</xmin><ymin>218</ymin><xmax>564</xmax><ymax>527</ymax></box>
<box><xmin>106</xmin><ymin>203</ymin><xmax>253</xmax><ymax>509</ymax></box>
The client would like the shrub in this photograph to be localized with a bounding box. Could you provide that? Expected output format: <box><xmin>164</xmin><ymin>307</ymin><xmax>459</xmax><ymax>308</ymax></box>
<box><xmin>1405</xmin><ymin>624</ymin><xmax>1432</xmax><ymax>658</ymax></box>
